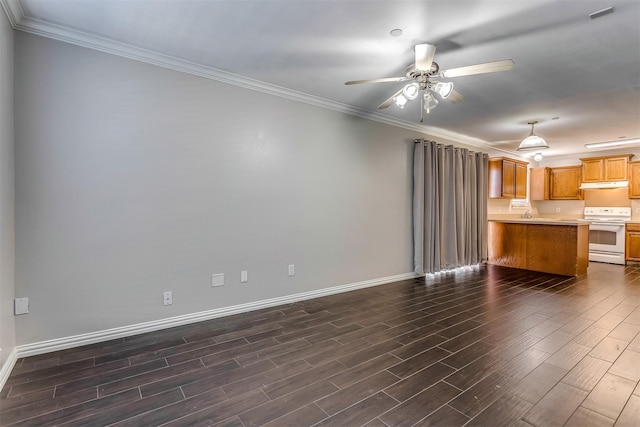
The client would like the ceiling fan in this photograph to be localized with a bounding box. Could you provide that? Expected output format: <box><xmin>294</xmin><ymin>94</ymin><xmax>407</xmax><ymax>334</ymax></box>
<box><xmin>345</xmin><ymin>43</ymin><xmax>514</xmax><ymax>122</ymax></box>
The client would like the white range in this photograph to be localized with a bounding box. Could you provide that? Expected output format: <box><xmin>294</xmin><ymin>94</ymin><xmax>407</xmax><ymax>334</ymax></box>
<box><xmin>584</xmin><ymin>206</ymin><xmax>631</xmax><ymax>265</ymax></box>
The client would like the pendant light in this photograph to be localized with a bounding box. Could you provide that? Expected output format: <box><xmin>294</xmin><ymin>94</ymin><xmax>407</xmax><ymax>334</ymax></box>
<box><xmin>518</xmin><ymin>121</ymin><xmax>549</xmax><ymax>151</ymax></box>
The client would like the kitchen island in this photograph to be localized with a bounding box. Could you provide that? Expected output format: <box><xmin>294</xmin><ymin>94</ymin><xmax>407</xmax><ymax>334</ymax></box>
<box><xmin>488</xmin><ymin>219</ymin><xmax>589</xmax><ymax>276</ymax></box>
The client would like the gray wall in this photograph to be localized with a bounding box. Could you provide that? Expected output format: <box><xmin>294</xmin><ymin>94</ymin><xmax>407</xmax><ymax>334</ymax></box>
<box><xmin>14</xmin><ymin>32</ymin><xmax>439</xmax><ymax>344</ymax></box>
<box><xmin>0</xmin><ymin>12</ymin><xmax>15</xmax><ymax>364</ymax></box>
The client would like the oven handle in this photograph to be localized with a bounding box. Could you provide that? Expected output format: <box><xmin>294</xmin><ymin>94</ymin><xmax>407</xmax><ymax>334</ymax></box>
<box><xmin>589</xmin><ymin>224</ymin><xmax>625</xmax><ymax>232</ymax></box>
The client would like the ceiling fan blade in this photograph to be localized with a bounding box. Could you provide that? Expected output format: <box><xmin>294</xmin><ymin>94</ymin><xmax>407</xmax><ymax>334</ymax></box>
<box><xmin>441</xmin><ymin>59</ymin><xmax>514</xmax><ymax>78</ymax></box>
<box><xmin>345</xmin><ymin>76</ymin><xmax>409</xmax><ymax>85</ymax></box>
<box><xmin>446</xmin><ymin>89</ymin><xmax>464</xmax><ymax>103</ymax></box>
<box><xmin>377</xmin><ymin>89</ymin><xmax>404</xmax><ymax>109</ymax></box>
<box><xmin>415</xmin><ymin>43</ymin><xmax>437</xmax><ymax>72</ymax></box>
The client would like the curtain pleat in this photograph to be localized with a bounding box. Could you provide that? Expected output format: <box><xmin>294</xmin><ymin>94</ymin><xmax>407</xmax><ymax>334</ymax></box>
<box><xmin>413</xmin><ymin>140</ymin><xmax>488</xmax><ymax>274</ymax></box>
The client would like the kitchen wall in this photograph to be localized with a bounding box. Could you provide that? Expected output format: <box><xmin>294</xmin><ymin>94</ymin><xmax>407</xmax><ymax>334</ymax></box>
<box><xmin>487</xmin><ymin>149</ymin><xmax>640</xmax><ymax>219</ymax></box>
<box><xmin>13</xmin><ymin>31</ymin><xmax>477</xmax><ymax>346</ymax></box>
<box><xmin>0</xmin><ymin>11</ymin><xmax>15</xmax><ymax>373</ymax></box>
<box><xmin>534</xmin><ymin>148</ymin><xmax>640</xmax><ymax>218</ymax></box>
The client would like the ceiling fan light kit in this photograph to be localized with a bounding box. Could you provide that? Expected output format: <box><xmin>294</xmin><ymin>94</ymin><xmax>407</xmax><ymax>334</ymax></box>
<box><xmin>345</xmin><ymin>43</ymin><xmax>513</xmax><ymax>121</ymax></box>
<box><xmin>518</xmin><ymin>121</ymin><xmax>549</xmax><ymax>151</ymax></box>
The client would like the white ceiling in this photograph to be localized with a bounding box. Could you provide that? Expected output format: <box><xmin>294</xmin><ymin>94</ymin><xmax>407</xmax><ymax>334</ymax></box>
<box><xmin>3</xmin><ymin>0</ymin><xmax>640</xmax><ymax>158</ymax></box>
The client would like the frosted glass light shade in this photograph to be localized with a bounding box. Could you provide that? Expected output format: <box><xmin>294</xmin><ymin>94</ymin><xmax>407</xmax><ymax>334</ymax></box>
<box><xmin>402</xmin><ymin>83</ymin><xmax>420</xmax><ymax>100</ymax></box>
<box><xmin>518</xmin><ymin>134</ymin><xmax>549</xmax><ymax>151</ymax></box>
<box><xmin>518</xmin><ymin>122</ymin><xmax>549</xmax><ymax>151</ymax></box>
<box><xmin>431</xmin><ymin>81</ymin><xmax>454</xmax><ymax>99</ymax></box>
<box><xmin>394</xmin><ymin>94</ymin><xmax>408</xmax><ymax>108</ymax></box>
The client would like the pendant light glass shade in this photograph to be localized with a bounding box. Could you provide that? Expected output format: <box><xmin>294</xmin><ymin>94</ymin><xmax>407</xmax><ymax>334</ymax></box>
<box><xmin>518</xmin><ymin>121</ymin><xmax>549</xmax><ymax>151</ymax></box>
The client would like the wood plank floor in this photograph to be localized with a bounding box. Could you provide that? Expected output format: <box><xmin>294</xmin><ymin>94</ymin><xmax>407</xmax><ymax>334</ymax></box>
<box><xmin>2</xmin><ymin>262</ymin><xmax>640</xmax><ymax>426</ymax></box>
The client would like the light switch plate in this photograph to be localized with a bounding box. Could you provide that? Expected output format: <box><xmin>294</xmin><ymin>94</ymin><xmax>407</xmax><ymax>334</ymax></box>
<box><xmin>241</xmin><ymin>270</ymin><xmax>248</xmax><ymax>283</ymax></box>
<box><xmin>288</xmin><ymin>264</ymin><xmax>295</xmax><ymax>276</ymax></box>
<box><xmin>14</xmin><ymin>298</ymin><xmax>29</xmax><ymax>315</ymax></box>
<box><xmin>212</xmin><ymin>273</ymin><xmax>225</xmax><ymax>287</ymax></box>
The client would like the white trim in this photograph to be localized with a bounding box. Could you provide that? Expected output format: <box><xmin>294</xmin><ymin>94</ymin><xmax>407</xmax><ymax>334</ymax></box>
<box><xmin>15</xmin><ymin>272</ymin><xmax>419</xmax><ymax>358</ymax></box>
<box><xmin>0</xmin><ymin>0</ymin><xmax>23</xmax><ymax>27</ymax></box>
<box><xmin>0</xmin><ymin>11</ymin><xmax>521</xmax><ymax>155</ymax></box>
<box><xmin>0</xmin><ymin>348</ymin><xmax>18</xmax><ymax>393</ymax></box>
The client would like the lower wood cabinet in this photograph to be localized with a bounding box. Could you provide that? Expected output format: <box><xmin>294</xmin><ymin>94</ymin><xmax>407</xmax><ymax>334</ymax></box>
<box><xmin>626</xmin><ymin>223</ymin><xmax>640</xmax><ymax>262</ymax></box>
<box><xmin>488</xmin><ymin>221</ymin><xmax>588</xmax><ymax>276</ymax></box>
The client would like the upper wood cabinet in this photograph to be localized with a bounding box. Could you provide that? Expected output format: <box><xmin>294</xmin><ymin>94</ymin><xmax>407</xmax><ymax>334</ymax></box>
<box><xmin>489</xmin><ymin>157</ymin><xmax>528</xmax><ymax>199</ymax></box>
<box><xmin>530</xmin><ymin>167</ymin><xmax>550</xmax><ymax>201</ymax></box>
<box><xmin>549</xmin><ymin>166</ymin><xmax>583</xmax><ymax>200</ymax></box>
<box><xmin>628</xmin><ymin>161</ymin><xmax>640</xmax><ymax>198</ymax></box>
<box><xmin>580</xmin><ymin>154</ymin><xmax>634</xmax><ymax>182</ymax></box>
<box><xmin>530</xmin><ymin>166</ymin><xmax>582</xmax><ymax>200</ymax></box>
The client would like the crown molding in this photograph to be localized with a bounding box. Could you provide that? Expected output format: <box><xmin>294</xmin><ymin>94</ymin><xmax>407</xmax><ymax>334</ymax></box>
<box><xmin>3</xmin><ymin>6</ymin><xmax>507</xmax><ymax>152</ymax></box>
<box><xmin>0</xmin><ymin>0</ymin><xmax>23</xmax><ymax>27</ymax></box>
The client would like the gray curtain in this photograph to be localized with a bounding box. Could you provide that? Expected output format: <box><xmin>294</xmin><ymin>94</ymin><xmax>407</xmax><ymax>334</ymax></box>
<box><xmin>413</xmin><ymin>139</ymin><xmax>488</xmax><ymax>274</ymax></box>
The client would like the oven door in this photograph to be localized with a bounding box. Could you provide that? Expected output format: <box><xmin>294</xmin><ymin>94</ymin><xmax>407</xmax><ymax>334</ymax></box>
<box><xmin>588</xmin><ymin>223</ymin><xmax>625</xmax><ymax>254</ymax></box>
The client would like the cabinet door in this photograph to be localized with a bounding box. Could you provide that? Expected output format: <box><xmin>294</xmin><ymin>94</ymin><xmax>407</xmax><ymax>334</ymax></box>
<box><xmin>604</xmin><ymin>157</ymin><xmax>628</xmax><ymax>181</ymax></box>
<box><xmin>515</xmin><ymin>162</ymin><xmax>527</xmax><ymax>199</ymax></box>
<box><xmin>530</xmin><ymin>168</ymin><xmax>549</xmax><ymax>201</ymax></box>
<box><xmin>582</xmin><ymin>159</ymin><xmax>603</xmax><ymax>182</ymax></box>
<box><xmin>626</xmin><ymin>230</ymin><xmax>640</xmax><ymax>261</ymax></box>
<box><xmin>629</xmin><ymin>162</ymin><xmax>640</xmax><ymax>198</ymax></box>
<box><xmin>501</xmin><ymin>159</ymin><xmax>516</xmax><ymax>198</ymax></box>
<box><xmin>549</xmin><ymin>166</ymin><xmax>582</xmax><ymax>200</ymax></box>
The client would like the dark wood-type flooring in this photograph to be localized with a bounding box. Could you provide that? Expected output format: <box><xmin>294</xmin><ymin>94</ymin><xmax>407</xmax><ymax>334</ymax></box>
<box><xmin>2</xmin><ymin>262</ymin><xmax>640</xmax><ymax>426</ymax></box>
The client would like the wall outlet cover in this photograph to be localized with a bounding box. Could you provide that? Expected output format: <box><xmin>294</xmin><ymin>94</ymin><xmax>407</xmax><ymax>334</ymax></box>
<box><xmin>163</xmin><ymin>291</ymin><xmax>173</xmax><ymax>306</ymax></box>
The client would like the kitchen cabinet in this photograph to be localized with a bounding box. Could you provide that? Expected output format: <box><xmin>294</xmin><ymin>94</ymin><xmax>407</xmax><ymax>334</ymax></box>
<box><xmin>625</xmin><ymin>223</ymin><xmax>640</xmax><ymax>262</ymax></box>
<box><xmin>488</xmin><ymin>220</ymin><xmax>588</xmax><ymax>276</ymax></box>
<box><xmin>549</xmin><ymin>166</ymin><xmax>582</xmax><ymax>200</ymax></box>
<box><xmin>530</xmin><ymin>167</ymin><xmax>550</xmax><ymax>200</ymax></box>
<box><xmin>580</xmin><ymin>154</ymin><xmax>634</xmax><ymax>182</ymax></box>
<box><xmin>628</xmin><ymin>161</ymin><xmax>640</xmax><ymax>198</ymax></box>
<box><xmin>489</xmin><ymin>157</ymin><xmax>528</xmax><ymax>199</ymax></box>
<box><xmin>530</xmin><ymin>166</ymin><xmax>582</xmax><ymax>200</ymax></box>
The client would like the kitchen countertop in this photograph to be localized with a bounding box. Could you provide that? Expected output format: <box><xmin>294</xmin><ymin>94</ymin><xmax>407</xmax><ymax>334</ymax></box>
<box><xmin>488</xmin><ymin>218</ymin><xmax>589</xmax><ymax>225</ymax></box>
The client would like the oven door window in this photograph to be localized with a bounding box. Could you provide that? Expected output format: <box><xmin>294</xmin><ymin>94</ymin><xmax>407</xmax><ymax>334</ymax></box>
<box><xmin>589</xmin><ymin>229</ymin><xmax>618</xmax><ymax>246</ymax></box>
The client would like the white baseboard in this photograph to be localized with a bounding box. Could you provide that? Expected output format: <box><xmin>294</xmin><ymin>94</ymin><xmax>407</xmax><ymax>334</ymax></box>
<box><xmin>0</xmin><ymin>348</ymin><xmax>18</xmax><ymax>393</ymax></box>
<box><xmin>15</xmin><ymin>272</ymin><xmax>419</xmax><ymax>359</ymax></box>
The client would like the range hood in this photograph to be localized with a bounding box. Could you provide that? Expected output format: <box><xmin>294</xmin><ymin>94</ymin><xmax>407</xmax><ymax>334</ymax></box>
<box><xmin>579</xmin><ymin>181</ymin><xmax>628</xmax><ymax>189</ymax></box>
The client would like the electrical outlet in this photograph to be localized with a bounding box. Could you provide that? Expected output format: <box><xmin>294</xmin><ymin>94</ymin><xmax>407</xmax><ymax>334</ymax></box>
<box><xmin>555</xmin><ymin>207</ymin><xmax>561</xmax><ymax>213</ymax></box>
<box><xmin>14</xmin><ymin>298</ymin><xmax>29</xmax><ymax>315</ymax></box>
<box><xmin>163</xmin><ymin>291</ymin><xmax>173</xmax><ymax>306</ymax></box>
<box><xmin>241</xmin><ymin>270</ymin><xmax>248</xmax><ymax>283</ymax></box>
<box><xmin>212</xmin><ymin>273</ymin><xmax>224</xmax><ymax>287</ymax></box>
<box><xmin>636</xmin><ymin>208</ymin><xmax>640</xmax><ymax>214</ymax></box>
<box><xmin>288</xmin><ymin>264</ymin><xmax>295</xmax><ymax>276</ymax></box>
